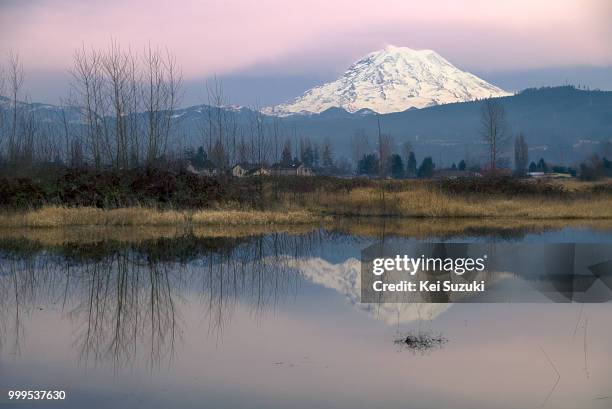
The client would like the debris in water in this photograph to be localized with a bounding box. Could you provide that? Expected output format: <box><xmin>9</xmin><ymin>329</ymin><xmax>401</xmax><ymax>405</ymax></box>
<box><xmin>394</xmin><ymin>331</ymin><xmax>447</xmax><ymax>353</ymax></box>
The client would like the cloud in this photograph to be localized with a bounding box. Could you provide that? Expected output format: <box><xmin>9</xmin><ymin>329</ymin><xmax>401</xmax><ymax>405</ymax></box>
<box><xmin>1</xmin><ymin>0</ymin><xmax>610</xmax><ymax>79</ymax></box>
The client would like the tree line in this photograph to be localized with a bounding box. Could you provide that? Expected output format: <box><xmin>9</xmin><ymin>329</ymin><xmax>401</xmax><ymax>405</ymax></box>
<box><xmin>0</xmin><ymin>45</ymin><xmax>610</xmax><ymax>180</ymax></box>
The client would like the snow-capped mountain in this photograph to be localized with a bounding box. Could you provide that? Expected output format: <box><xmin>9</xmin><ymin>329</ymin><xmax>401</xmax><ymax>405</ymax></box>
<box><xmin>264</xmin><ymin>45</ymin><xmax>511</xmax><ymax>116</ymax></box>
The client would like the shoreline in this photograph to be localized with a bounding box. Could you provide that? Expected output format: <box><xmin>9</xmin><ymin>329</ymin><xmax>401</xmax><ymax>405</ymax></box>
<box><xmin>1</xmin><ymin>192</ymin><xmax>612</xmax><ymax>229</ymax></box>
<box><xmin>0</xmin><ymin>217</ymin><xmax>610</xmax><ymax>246</ymax></box>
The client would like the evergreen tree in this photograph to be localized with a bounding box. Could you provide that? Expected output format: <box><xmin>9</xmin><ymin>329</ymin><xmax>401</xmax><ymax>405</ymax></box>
<box><xmin>302</xmin><ymin>144</ymin><xmax>314</xmax><ymax>167</ymax></box>
<box><xmin>458</xmin><ymin>159</ymin><xmax>466</xmax><ymax>171</ymax></box>
<box><xmin>603</xmin><ymin>157</ymin><xmax>612</xmax><ymax>177</ymax></box>
<box><xmin>322</xmin><ymin>143</ymin><xmax>334</xmax><ymax>168</ymax></box>
<box><xmin>537</xmin><ymin>158</ymin><xmax>548</xmax><ymax>173</ymax></box>
<box><xmin>210</xmin><ymin>140</ymin><xmax>228</xmax><ymax>170</ymax></box>
<box><xmin>280</xmin><ymin>140</ymin><xmax>292</xmax><ymax>166</ymax></box>
<box><xmin>528</xmin><ymin>161</ymin><xmax>537</xmax><ymax>173</ymax></box>
<box><xmin>514</xmin><ymin>133</ymin><xmax>529</xmax><ymax>176</ymax></box>
<box><xmin>193</xmin><ymin>146</ymin><xmax>207</xmax><ymax>168</ymax></box>
<box><xmin>357</xmin><ymin>154</ymin><xmax>378</xmax><ymax>176</ymax></box>
<box><xmin>406</xmin><ymin>151</ymin><xmax>417</xmax><ymax>177</ymax></box>
<box><xmin>387</xmin><ymin>154</ymin><xmax>404</xmax><ymax>179</ymax></box>
<box><xmin>451</xmin><ymin>163</ymin><xmax>457</xmax><ymax>170</ymax></box>
<box><xmin>313</xmin><ymin>145</ymin><xmax>321</xmax><ymax>168</ymax></box>
<box><xmin>417</xmin><ymin>157</ymin><xmax>435</xmax><ymax>178</ymax></box>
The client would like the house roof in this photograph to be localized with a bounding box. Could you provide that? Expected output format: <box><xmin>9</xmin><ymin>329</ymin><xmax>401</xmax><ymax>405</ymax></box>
<box><xmin>233</xmin><ymin>163</ymin><xmax>264</xmax><ymax>171</ymax></box>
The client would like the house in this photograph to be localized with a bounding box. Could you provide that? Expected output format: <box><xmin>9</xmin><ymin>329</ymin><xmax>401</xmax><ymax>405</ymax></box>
<box><xmin>432</xmin><ymin>170</ymin><xmax>482</xmax><ymax>180</ymax></box>
<box><xmin>270</xmin><ymin>163</ymin><xmax>315</xmax><ymax>176</ymax></box>
<box><xmin>232</xmin><ymin>163</ymin><xmax>256</xmax><ymax>177</ymax></box>
<box><xmin>296</xmin><ymin>164</ymin><xmax>315</xmax><ymax>176</ymax></box>
<box><xmin>250</xmin><ymin>167</ymin><xmax>271</xmax><ymax>176</ymax></box>
<box><xmin>528</xmin><ymin>172</ymin><xmax>573</xmax><ymax>179</ymax></box>
<box><xmin>231</xmin><ymin>163</ymin><xmax>270</xmax><ymax>177</ymax></box>
<box><xmin>186</xmin><ymin>163</ymin><xmax>220</xmax><ymax>176</ymax></box>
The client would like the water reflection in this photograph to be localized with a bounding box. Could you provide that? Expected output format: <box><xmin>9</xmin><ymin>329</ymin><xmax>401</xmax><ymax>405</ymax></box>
<box><xmin>0</xmin><ymin>225</ymin><xmax>611</xmax><ymax>409</ymax></box>
<box><xmin>0</xmin><ymin>234</ymin><xmax>316</xmax><ymax>369</ymax></box>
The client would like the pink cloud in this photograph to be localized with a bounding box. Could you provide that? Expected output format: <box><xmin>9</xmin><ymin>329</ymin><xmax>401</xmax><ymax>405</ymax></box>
<box><xmin>1</xmin><ymin>0</ymin><xmax>610</xmax><ymax>78</ymax></box>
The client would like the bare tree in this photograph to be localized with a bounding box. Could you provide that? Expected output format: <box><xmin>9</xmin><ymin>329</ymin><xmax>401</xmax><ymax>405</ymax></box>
<box><xmin>102</xmin><ymin>41</ymin><xmax>134</xmax><ymax>169</ymax></box>
<box><xmin>0</xmin><ymin>60</ymin><xmax>4</xmax><ymax>96</ymax></box>
<box><xmin>378</xmin><ymin>134</ymin><xmax>394</xmax><ymax>177</ymax></box>
<box><xmin>142</xmin><ymin>44</ymin><xmax>183</xmax><ymax>167</ymax></box>
<box><xmin>272</xmin><ymin>116</ymin><xmax>281</xmax><ymax>164</ymax></box>
<box><xmin>321</xmin><ymin>137</ymin><xmax>334</xmax><ymax>168</ymax></box>
<box><xmin>351</xmin><ymin>129</ymin><xmax>369</xmax><ymax>164</ymax></box>
<box><xmin>480</xmin><ymin>99</ymin><xmax>509</xmax><ymax>173</ymax></box>
<box><xmin>0</xmin><ymin>59</ymin><xmax>5</xmax><ymax>156</ymax></box>
<box><xmin>7</xmin><ymin>51</ymin><xmax>24</xmax><ymax>163</ymax></box>
<box><xmin>202</xmin><ymin>77</ymin><xmax>236</xmax><ymax>170</ymax></box>
<box><xmin>514</xmin><ymin>132</ymin><xmax>529</xmax><ymax>176</ymax></box>
<box><xmin>375</xmin><ymin>115</ymin><xmax>394</xmax><ymax>177</ymax></box>
<box><xmin>401</xmin><ymin>141</ymin><xmax>413</xmax><ymax>163</ymax></box>
<box><xmin>71</xmin><ymin>42</ymin><xmax>183</xmax><ymax>169</ymax></box>
<box><xmin>70</xmin><ymin>45</ymin><xmax>108</xmax><ymax>168</ymax></box>
<box><xmin>250</xmin><ymin>106</ymin><xmax>268</xmax><ymax>165</ymax></box>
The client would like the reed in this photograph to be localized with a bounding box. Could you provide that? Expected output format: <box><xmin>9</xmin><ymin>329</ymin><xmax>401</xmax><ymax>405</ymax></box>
<box><xmin>0</xmin><ymin>206</ymin><xmax>319</xmax><ymax>228</ymax></box>
<box><xmin>306</xmin><ymin>185</ymin><xmax>612</xmax><ymax>219</ymax></box>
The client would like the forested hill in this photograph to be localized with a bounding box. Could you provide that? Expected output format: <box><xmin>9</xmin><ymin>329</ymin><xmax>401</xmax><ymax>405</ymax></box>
<box><xmin>1</xmin><ymin>86</ymin><xmax>611</xmax><ymax>164</ymax></box>
<box><xmin>278</xmin><ymin>86</ymin><xmax>611</xmax><ymax>146</ymax></box>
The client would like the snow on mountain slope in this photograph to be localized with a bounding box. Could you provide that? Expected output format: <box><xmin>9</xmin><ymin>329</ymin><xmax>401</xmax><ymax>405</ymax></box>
<box><xmin>264</xmin><ymin>45</ymin><xmax>511</xmax><ymax>116</ymax></box>
<box><xmin>281</xmin><ymin>256</ymin><xmax>449</xmax><ymax>325</ymax></box>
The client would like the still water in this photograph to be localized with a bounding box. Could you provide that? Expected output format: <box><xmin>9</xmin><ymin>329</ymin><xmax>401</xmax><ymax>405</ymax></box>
<box><xmin>0</xmin><ymin>224</ymin><xmax>611</xmax><ymax>409</ymax></box>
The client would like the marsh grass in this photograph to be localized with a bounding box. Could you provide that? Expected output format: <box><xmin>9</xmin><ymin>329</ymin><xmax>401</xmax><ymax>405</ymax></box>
<box><xmin>326</xmin><ymin>218</ymin><xmax>612</xmax><ymax>239</ymax></box>
<box><xmin>0</xmin><ymin>206</ymin><xmax>319</xmax><ymax>228</ymax></box>
<box><xmin>0</xmin><ymin>224</ymin><xmax>318</xmax><ymax>246</ymax></box>
<box><xmin>191</xmin><ymin>209</ymin><xmax>317</xmax><ymax>225</ymax></box>
<box><xmin>1</xmin><ymin>178</ymin><xmax>611</xmax><ymax>229</ymax></box>
<box><xmin>304</xmin><ymin>185</ymin><xmax>612</xmax><ymax>219</ymax></box>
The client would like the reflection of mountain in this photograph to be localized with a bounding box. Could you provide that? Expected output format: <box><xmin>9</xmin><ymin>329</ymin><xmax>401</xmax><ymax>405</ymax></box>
<box><xmin>285</xmin><ymin>257</ymin><xmax>449</xmax><ymax>325</ymax></box>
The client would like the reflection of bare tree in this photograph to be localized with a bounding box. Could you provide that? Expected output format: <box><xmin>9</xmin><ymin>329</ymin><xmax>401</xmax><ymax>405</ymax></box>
<box><xmin>0</xmin><ymin>233</ymin><xmax>311</xmax><ymax>370</ymax></box>
<box><xmin>0</xmin><ymin>256</ymin><xmax>46</xmax><ymax>356</ymax></box>
<box><xmin>69</xmin><ymin>253</ymin><xmax>182</xmax><ymax>371</ymax></box>
<box><xmin>198</xmin><ymin>233</ymin><xmax>306</xmax><ymax>340</ymax></box>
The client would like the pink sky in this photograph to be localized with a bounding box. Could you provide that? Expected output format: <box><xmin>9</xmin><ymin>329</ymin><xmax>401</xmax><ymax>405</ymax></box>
<box><xmin>1</xmin><ymin>0</ymin><xmax>611</xmax><ymax>79</ymax></box>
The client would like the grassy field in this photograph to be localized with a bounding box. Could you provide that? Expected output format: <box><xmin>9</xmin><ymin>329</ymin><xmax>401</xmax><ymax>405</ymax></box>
<box><xmin>0</xmin><ymin>206</ymin><xmax>319</xmax><ymax>228</ymax></box>
<box><xmin>1</xmin><ymin>176</ymin><xmax>611</xmax><ymax>227</ymax></box>
<box><xmin>305</xmin><ymin>184</ymin><xmax>612</xmax><ymax>219</ymax></box>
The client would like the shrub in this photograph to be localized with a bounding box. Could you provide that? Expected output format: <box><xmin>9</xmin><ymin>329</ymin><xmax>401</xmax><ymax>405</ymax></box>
<box><xmin>437</xmin><ymin>176</ymin><xmax>566</xmax><ymax>196</ymax></box>
<box><xmin>0</xmin><ymin>178</ymin><xmax>46</xmax><ymax>208</ymax></box>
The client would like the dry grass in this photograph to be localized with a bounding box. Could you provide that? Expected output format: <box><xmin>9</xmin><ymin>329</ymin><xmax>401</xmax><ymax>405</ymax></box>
<box><xmin>309</xmin><ymin>185</ymin><xmax>612</xmax><ymax>219</ymax></box>
<box><xmin>326</xmin><ymin>218</ymin><xmax>612</xmax><ymax>239</ymax></box>
<box><xmin>0</xmin><ymin>206</ymin><xmax>188</xmax><ymax>227</ymax></box>
<box><xmin>191</xmin><ymin>209</ymin><xmax>318</xmax><ymax>225</ymax></box>
<box><xmin>552</xmin><ymin>178</ymin><xmax>611</xmax><ymax>192</ymax></box>
<box><xmin>0</xmin><ymin>224</ymin><xmax>318</xmax><ymax>246</ymax></box>
<box><xmin>0</xmin><ymin>206</ymin><xmax>320</xmax><ymax>228</ymax></box>
<box><xmin>1</xmin><ymin>180</ymin><xmax>611</xmax><ymax>231</ymax></box>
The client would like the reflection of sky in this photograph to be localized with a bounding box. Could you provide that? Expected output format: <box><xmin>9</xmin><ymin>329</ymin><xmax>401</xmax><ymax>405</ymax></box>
<box><xmin>1</xmin><ymin>227</ymin><xmax>612</xmax><ymax>409</ymax></box>
<box><xmin>2</xmin><ymin>294</ymin><xmax>611</xmax><ymax>409</ymax></box>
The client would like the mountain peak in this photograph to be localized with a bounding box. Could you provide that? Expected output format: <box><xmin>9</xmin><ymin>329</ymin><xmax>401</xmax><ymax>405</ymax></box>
<box><xmin>379</xmin><ymin>44</ymin><xmax>433</xmax><ymax>55</ymax></box>
<box><xmin>264</xmin><ymin>46</ymin><xmax>511</xmax><ymax>116</ymax></box>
